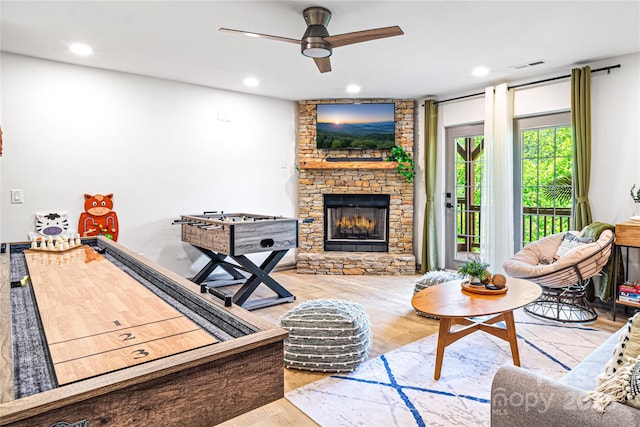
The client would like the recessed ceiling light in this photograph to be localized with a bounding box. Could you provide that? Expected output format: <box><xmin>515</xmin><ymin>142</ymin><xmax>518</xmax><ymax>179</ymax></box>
<box><xmin>69</xmin><ymin>43</ymin><xmax>93</xmax><ymax>56</ymax></box>
<box><xmin>346</xmin><ymin>84</ymin><xmax>361</xmax><ymax>94</ymax></box>
<box><xmin>472</xmin><ymin>66</ymin><xmax>489</xmax><ymax>77</ymax></box>
<box><xmin>243</xmin><ymin>77</ymin><xmax>260</xmax><ymax>87</ymax></box>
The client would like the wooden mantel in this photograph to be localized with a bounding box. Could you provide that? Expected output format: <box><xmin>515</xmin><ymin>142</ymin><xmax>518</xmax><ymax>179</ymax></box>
<box><xmin>299</xmin><ymin>161</ymin><xmax>403</xmax><ymax>170</ymax></box>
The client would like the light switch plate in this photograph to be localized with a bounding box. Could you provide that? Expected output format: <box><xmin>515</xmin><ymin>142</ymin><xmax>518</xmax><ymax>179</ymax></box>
<box><xmin>11</xmin><ymin>189</ymin><xmax>24</xmax><ymax>204</ymax></box>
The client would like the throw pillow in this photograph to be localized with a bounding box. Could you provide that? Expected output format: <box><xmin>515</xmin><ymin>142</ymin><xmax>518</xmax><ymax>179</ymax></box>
<box><xmin>586</xmin><ymin>355</ymin><xmax>640</xmax><ymax>413</ymax></box>
<box><xmin>554</xmin><ymin>231</ymin><xmax>595</xmax><ymax>258</ymax></box>
<box><xmin>600</xmin><ymin>312</ymin><xmax>640</xmax><ymax>380</ymax></box>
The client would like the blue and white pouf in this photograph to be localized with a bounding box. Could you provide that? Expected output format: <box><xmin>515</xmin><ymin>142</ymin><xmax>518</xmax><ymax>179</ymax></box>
<box><xmin>413</xmin><ymin>270</ymin><xmax>459</xmax><ymax>319</ymax></box>
<box><xmin>280</xmin><ymin>299</ymin><xmax>372</xmax><ymax>373</ymax></box>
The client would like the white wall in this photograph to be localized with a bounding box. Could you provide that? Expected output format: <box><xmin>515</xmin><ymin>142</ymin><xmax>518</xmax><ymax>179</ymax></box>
<box><xmin>0</xmin><ymin>53</ymin><xmax>298</xmax><ymax>276</ymax></box>
<box><xmin>415</xmin><ymin>52</ymin><xmax>640</xmax><ymax>273</ymax></box>
<box><xmin>3</xmin><ymin>51</ymin><xmax>639</xmax><ymax>279</ymax></box>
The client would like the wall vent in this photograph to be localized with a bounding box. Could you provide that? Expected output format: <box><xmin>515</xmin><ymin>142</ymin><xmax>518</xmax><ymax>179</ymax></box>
<box><xmin>509</xmin><ymin>59</ymin><xmax>546</xmax><ymax>70</ymax></box>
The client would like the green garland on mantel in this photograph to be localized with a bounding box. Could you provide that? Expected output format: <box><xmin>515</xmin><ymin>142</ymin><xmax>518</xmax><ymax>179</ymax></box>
<box><xmin>631</xmin><ymin>184</ymin><xmax>640</xmax><ymax>203</ymax></box>
<box><xmin>386</xmin><ymin>145</ymin><xmax>415</xmax><ymax>183</ymax></box>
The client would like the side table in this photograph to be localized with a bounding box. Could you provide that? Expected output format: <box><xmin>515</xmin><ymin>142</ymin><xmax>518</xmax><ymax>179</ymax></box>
<box><xmin>612</xmin><ymin>221</ymin><xmax>640</xmax><ymax>321</ymax></box>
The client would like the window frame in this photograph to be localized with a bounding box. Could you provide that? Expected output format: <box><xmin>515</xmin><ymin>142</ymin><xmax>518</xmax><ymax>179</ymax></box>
<box><xmin>513</xmin><ymin>111</ymin><xmax>572</xmax><ymax>250</ymax></box>
<box><xmin>444</xmin><ymin>122</ymin><xmax>485</xmax><ymax>268</ymax></box>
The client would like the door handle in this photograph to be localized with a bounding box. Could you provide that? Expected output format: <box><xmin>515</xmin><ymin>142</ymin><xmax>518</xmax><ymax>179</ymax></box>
<box><xmin>446</xmin><ymin>203</ymin><xmax>454</xmax><ymax>209</ymax></box>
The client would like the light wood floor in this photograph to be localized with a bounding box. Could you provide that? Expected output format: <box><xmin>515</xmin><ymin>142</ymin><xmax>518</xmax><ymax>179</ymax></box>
<box><xmin>218</xmin><ymin>269</ymin><xmax>627</xmax><ymax>427</ymax></box>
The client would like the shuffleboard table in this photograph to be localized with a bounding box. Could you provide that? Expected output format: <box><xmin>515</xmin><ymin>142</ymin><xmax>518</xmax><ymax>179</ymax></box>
<box><xmin>0</xmin><ymin>236</ymin><xmax>287</xmax><ymax>427</ymax></box>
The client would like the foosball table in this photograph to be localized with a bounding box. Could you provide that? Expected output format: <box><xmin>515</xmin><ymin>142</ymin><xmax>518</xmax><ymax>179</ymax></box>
<box><xmin>175</xmin><ymin>212</ymin><xmax>302</xmax><ymax>310</ymax></box>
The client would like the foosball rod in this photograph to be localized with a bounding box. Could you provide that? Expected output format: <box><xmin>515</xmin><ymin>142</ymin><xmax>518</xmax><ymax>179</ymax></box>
<box><xmin>171</xmin><ymin>219</ymin><xmax>224</xmax><ymax>230</ymax></box>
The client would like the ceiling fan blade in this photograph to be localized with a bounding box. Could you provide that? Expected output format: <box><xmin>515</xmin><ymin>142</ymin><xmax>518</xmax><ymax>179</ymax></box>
<box><xmin>313</xmin><ymin>57</ymin><xmax>332</xmax><ymax>73</ymax></box>
<box><xmin>219</xmin><ymin>28</ymin><xmax>300</xmax><ymax>45</ymax></box>
<box><xmin>324</xmin><ymin>26</ymin><xmax>404</xmax><ymax>48</ymax></box>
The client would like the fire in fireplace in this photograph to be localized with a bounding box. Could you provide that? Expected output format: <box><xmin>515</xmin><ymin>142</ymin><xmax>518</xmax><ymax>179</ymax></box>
<box><xmin>324</xmin><ymin>194</ymin><xmax>390</xmax><ymax>252</ymax></box>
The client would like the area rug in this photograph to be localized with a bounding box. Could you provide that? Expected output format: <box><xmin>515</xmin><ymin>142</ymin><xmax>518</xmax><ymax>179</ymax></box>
<box><xmin>285</xmin><ymin>310</ymin><xmax>612</xmax><ymax>427</ymax></box>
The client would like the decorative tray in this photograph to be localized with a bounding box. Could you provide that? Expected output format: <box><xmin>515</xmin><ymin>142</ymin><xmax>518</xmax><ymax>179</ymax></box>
<box><xmin>461</xmin><ymin>281</ymin><xmax>508</xmax><ymax>295</ymax></box>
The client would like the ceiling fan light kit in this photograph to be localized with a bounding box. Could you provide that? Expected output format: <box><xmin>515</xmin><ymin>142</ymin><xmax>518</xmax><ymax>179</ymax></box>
<box><xmin>302</xmin><ymin>46</ymin><xmax>331</xmax><ymax>58</ymax></box>
<box><xmin>301</xmin><ymin>7</ymin><xmax>332</xmax><ymax>58</ymax></box>
<box><xmin>219</xmin><ymin>6</ymin><xmax>403</xmax><ymax>73</ymax></box>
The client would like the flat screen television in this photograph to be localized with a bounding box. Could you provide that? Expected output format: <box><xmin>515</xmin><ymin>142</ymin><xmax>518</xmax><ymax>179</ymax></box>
<box><xmin>316</xmin><ymin>103</ymin><xmax>395</xmax><ymax>150</ymax></box>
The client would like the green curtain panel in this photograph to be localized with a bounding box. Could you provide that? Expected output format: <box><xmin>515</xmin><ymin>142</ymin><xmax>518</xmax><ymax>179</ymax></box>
<box><xmin>571</xmin><ymin>66</ymin><xmax>593</xmax><ymax>230</ymax></box>
<box><xmin>421</xmin><ymin>99</ymin><xmax>439</xmax><ymax>273</ymax></box>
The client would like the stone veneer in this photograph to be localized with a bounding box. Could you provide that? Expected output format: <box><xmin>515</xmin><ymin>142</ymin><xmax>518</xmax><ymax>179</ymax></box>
<box><xmin>297</xmin><ymin>99</ymin><xmax>416</xmax><ymax>275</ymax></box>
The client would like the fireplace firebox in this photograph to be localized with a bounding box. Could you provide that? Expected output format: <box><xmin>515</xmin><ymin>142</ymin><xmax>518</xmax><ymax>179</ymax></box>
<box><xmin>324</xmin><ymin>194</ymin><xmax>390</xmax><ymax>252</ymax></box>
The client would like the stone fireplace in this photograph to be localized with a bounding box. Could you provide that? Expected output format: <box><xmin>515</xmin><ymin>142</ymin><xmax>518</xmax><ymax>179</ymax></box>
<box><xmin>296</xmin><ymin>99</ymin><xmax>416</xmax><ymax>275</ymax></box>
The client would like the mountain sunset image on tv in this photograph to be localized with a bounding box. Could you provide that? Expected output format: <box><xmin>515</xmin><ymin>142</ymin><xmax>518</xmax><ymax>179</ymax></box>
<box><xmin>316</xmin><ymin>103</ymin><xmax>395</xmax><ymax>150</ymax></box>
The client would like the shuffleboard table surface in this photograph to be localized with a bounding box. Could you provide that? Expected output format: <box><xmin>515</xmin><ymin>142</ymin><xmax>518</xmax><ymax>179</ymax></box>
<box><xmin>24</xmin><ymin>245</ymin><xmax>217</xmax><ymax>385</ymax></box>
<box><xmin>2</xmin><ymin>237</ymin><xmax>287</xmax><ymax>427</ymax></box>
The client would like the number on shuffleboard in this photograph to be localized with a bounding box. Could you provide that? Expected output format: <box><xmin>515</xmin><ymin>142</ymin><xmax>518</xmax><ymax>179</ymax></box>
<box><xmin>119</xmin><ymin>333</ymin><xmax>135</xmax><ymax>341</ymax></box>
<box><xmin>132</xmin><ymin>349</ymin><xmax>149</xmax><ymax>359</ymax></box>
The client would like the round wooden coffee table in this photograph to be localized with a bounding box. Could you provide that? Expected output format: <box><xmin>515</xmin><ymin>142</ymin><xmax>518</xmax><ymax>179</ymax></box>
<box><xmin>411</xmin><ymin>278</ymin><xmax>541</xmax><ymax>380</ymax></box>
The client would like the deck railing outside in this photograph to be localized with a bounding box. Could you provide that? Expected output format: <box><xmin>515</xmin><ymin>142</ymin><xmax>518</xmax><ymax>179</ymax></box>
<box><xmin>456</xmin><ymin>203</ymin><xmax>572</xmax><ymax>252</ymax></box>
<box><xmin>521</xmin><ymin>207</ymin><xmax>572</xmax><ymax>246</ymax></box>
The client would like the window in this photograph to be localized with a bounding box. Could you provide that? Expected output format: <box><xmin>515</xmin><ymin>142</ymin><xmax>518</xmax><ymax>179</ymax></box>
<box><xmin>514</xmin><ymin>112</ymin><xmax>572</xmax><ymax>249</ymax></box>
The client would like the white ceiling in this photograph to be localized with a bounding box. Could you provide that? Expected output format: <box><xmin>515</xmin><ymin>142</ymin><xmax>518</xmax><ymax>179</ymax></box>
<box><xmin>1</xmin><ymin>1</ymin><xmax>639</xmax><ymax>101</ymax></box>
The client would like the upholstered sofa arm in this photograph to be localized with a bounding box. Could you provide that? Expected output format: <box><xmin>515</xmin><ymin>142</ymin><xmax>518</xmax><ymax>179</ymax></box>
<box><xmin>490</xmin><ymin>366</ymin><xmax>639</xmax><ymax>427</ymax></box>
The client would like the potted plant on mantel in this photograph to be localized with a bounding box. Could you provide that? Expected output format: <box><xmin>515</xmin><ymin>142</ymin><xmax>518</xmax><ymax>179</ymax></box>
<box><xmin>631</xmin><ymin>184</ymin><xmax>640</xmax><ymax>220</ymax></box>
<box><xmin>458</xmin><ymin>259</ymin><xmax>491</xmax><ymax>286</ymax></box>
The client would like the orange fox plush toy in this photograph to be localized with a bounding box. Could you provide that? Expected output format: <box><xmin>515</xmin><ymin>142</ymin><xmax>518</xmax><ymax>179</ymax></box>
<box><xmin>78</xmin><ymin>193</ymin><xmax>119</xmax><ymax>241</ymax></box>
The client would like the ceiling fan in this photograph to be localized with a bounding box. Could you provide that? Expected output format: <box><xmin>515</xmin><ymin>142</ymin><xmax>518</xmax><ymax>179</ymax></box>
<box><xmin>219</xmin><ymin>6</ymin><xmax>404</xmax><ymax>73</ymax></box>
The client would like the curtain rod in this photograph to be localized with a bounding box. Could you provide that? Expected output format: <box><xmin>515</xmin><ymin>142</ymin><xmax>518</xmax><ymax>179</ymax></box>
<box><xmin>430</xmin><ymin>64</ymin><xmax>621</xmax><ymax>105</ymax></box>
